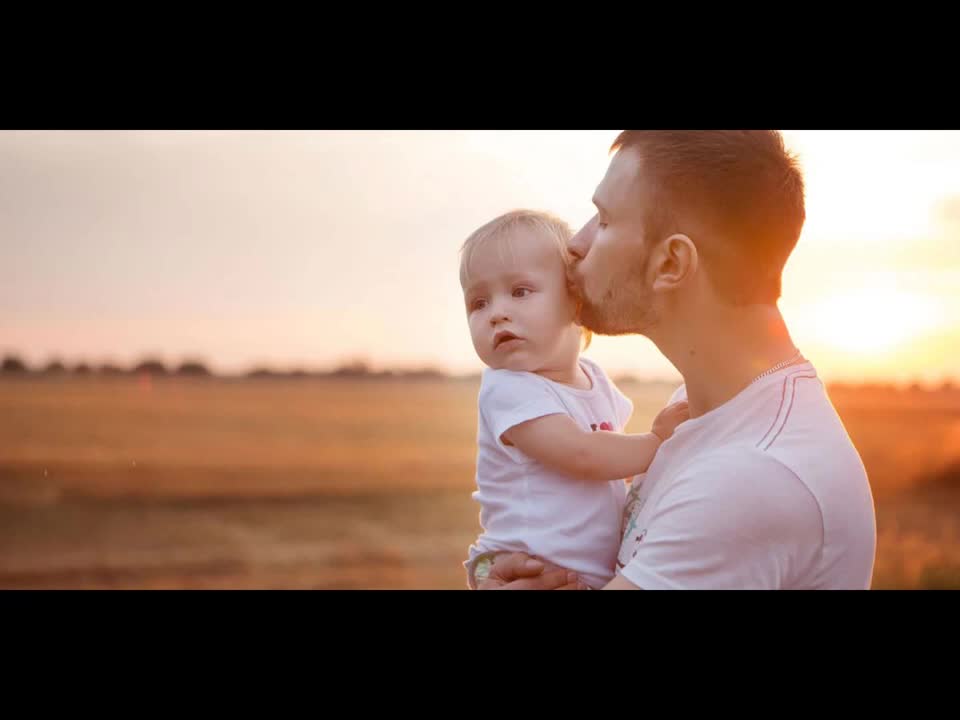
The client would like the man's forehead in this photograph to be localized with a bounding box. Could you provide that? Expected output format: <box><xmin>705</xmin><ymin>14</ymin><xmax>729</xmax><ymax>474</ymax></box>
<box><xmin>595</xmin><ymin>146</ymin><xmax>642</xmax><ymax>208</ymax></box>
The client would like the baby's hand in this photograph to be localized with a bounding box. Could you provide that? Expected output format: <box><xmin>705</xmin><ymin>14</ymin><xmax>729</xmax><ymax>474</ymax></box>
<box><xmin>651</xmin><ymin>401</ymin><xmax>690</xmax><ymax>442</ymax></box>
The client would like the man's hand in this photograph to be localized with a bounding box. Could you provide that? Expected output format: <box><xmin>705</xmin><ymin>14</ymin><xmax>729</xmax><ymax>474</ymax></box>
<box><xmin>477</xmin><ymin>552</ymin><xmax>589</xmax><ymax>590</ymax></box>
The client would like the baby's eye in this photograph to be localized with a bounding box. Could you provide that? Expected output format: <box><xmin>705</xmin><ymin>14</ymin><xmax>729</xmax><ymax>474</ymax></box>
<box><xmin>513</xmin><ymin>287</ymin><xmax>532</xmax><ymax>298</ymax></box>
<box><xmin>471</xmin><ymin>298</ymin><xmax>488</xmax><ymax>311</ymax></box>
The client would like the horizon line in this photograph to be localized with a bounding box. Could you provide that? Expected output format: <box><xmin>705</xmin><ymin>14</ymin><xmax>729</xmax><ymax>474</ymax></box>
<box><xmin>1</xmin><ymin>353</ymin><xmax>958</xmax><ymax>390</ymax></box>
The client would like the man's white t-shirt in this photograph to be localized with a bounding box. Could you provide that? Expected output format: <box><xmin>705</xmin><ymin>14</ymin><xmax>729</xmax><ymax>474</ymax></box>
<box><xmin>617</xmin><ymin>360</ymin><xmax>877</xmax><ymax>590</ymax></box>
<box><xmin>467</xmin><ymin>356</ymin><xmax>634</xmax><ymax>589</ymax></box>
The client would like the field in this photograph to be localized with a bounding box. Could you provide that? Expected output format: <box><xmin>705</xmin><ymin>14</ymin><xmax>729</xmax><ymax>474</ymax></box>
<box><xmin>1</xmin><ymin>376</ymin><xmax>958</xmax><ymax>589</ymax></box>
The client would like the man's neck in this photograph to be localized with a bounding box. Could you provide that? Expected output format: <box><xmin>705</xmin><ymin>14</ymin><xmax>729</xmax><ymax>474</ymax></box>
<box><xmin>654</xmin><ymin>304</ymin><xmax>799</xmax><ymax>418</ymax></box>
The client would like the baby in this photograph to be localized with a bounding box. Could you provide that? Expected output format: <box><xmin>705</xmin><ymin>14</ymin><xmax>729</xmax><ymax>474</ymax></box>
<box><xmin>460</xmin><ymin>209</ymin><xmax>688</xmax><ymax>589</ymax></box>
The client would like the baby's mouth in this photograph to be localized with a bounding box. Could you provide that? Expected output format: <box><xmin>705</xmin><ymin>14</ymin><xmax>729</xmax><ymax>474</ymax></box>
<box><xmin>493</xmin><ymin>331</ymin><xmax>522</xmax><ymax>350</ymax></box>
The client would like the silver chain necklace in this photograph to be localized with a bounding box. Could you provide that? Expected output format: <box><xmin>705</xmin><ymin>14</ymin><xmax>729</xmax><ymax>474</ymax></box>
<box><xmin>749</xmin><ymin>349</ymin><xmax>804</xmax><ymax>386</ymax></box>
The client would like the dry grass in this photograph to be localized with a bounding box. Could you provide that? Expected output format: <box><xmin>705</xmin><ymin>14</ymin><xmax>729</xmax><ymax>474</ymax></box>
<box><xmin>1</xmin><ymin>376</ymin><xmax>957</xmax><ymax>589</ymax></box>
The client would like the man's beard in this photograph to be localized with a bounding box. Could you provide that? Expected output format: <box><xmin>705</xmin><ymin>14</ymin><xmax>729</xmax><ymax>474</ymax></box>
<box><xmin>573</xmin><ymin>260</ymin><xmax>660</xmax><ymax>337</ymax></box>
<box><xmin>578</xmin><ymin>285</ymin><xmax>658</xmax><ymax>336</ymax></box>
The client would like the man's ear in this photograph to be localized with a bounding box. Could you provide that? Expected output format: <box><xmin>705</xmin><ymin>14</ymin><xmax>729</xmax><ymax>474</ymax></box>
<box><xmin>651</xmin><ymin>233</ymin><xmax>698</xmax><ymax>293</ymax></box>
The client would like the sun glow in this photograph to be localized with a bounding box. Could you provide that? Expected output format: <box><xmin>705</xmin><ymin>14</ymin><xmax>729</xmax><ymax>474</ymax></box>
<box><xmin>804</xmin><ymin>288</ymin><xmax>945</xmax><ymax>354</ymax></box>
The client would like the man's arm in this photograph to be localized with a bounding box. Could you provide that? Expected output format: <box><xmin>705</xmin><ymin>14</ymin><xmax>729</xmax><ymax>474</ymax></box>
<box><xmin>475</xmin><ymin>553</ymin><xmax>640</xmax><ymax>590</ymax></box>
<box><xmin>475</xmin><ymin>553</ymin><xmax>588</xmax><ymax>590</ymax></box>
<box><xmin>503</xmin><ymin>400</ymin><xmax>687</xmax><ymax>483</ymax></box>
<box><xmin>603</xmin><ymin>574</ymin><xmax>642</xmax><ymax>590</ymax></box>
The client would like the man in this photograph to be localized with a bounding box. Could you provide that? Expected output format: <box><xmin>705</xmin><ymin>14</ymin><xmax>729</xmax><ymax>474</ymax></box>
<box><xmin>472</xmin><ymin>130</ymin><xmax>877</xmax><ymax>590</ymax></box>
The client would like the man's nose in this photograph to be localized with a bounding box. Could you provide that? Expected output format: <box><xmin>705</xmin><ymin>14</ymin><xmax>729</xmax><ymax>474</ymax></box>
<box><xmin>567</xmin><ymin>214</ymin><xmax>597</xmax><ymax>262</ymax></box>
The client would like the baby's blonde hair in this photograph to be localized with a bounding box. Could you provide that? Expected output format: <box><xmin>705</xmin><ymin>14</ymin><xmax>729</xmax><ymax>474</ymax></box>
<box><xmin>459</xmin><ymin>209</ymin><xmax>592</xmax><ymax>350</ymax></box>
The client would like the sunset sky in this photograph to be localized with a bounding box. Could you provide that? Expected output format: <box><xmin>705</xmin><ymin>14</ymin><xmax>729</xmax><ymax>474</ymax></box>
<box><xmin>2</xmin><ymin>130</ymin><xmax>958</xmax><ymax>383</ymax></box>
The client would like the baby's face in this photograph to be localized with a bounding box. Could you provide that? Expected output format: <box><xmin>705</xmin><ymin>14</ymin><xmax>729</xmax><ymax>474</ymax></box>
<box><xmin>461</xmin><ymin>228</ymin><xmax>581</xmax><ymax>373</ymax></box>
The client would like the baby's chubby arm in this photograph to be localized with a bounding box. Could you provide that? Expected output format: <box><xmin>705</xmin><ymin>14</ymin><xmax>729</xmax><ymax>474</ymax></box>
<box><xmin>502</xmin><ymin>400</ymin><xmax>689</xmax><ymax>482</ymax></box>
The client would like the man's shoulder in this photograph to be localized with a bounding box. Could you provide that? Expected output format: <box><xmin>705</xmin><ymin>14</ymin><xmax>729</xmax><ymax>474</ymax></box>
<box><xmin>677</xmin><ymin>444</ymin><xmax>802</xmax><ymax>489</ymax></box>
<box><xmin>658</xmin><ymin>446</ymin><xmax>823</xmax><ymax>543</ymax></box>
<box><xmin>672</xmin><ymin>423</ymin><xmax>856</xmax><ymax>508</ymax></box>
<box><xmin>711</xmin><ymin>365</ymin><xmax>850</xmax><ymax>455</ymax></box>
<box><xmin>746</xmin><ymin>363</ymin><xmax>848</xmax><ymax>444</ymax></box>
<box><xmin>753</xmin><ymin>370</ymin><xmax>868</xmax><ymax>486</ymax></box>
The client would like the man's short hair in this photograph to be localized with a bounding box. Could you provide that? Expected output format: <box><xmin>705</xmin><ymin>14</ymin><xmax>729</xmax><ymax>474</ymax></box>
<box><xmin>611</xmin><ymin>130</ymin><xmax>806</xmax><ymax>305</ymax></box>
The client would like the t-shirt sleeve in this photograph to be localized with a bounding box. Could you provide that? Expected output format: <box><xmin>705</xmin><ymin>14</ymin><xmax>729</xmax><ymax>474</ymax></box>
<box><xmin>667</xmin><ymin>383</ymin><xmax>687</xmax><ymax>405</ymax></box>
<box><xmin>479</xmin><ymin>370</ymin><xmax>569</xmax><ymax>445</ymax></box>
<box><xmin>618</xmin><ymin>452</ymin><xmax>823</xmax><ymax>590</ymax></box>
